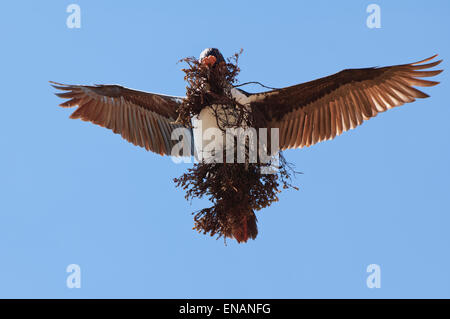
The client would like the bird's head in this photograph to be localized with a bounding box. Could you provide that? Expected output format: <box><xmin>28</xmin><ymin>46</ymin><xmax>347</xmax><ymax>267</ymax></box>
<box><xmin>199</xmin><ymin>48</ymin><xmax>225</xmax><ymax>68</ymax></box>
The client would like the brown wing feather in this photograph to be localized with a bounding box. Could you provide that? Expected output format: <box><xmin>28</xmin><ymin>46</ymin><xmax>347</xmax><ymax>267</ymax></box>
<box><xmin>51</xmin><ymin>82</ymin><xmax>191</xmax><ymax>156</ymax></box>
<box><xmin>250</xmin><ymin>55</ymin><xmax>443</xmax><ymax>150</ymax></box>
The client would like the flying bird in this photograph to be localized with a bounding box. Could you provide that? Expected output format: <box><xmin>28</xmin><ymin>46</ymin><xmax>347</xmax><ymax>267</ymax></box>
<box><xmin>52</xmin><ymin>48</ymin><xmax>442</xmax><ymax>242</ymax></box>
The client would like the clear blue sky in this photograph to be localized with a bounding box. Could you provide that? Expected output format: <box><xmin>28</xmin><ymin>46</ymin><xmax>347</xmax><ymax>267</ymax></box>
<box><xmin>0</xmin><ymin>0</ymin><xmax>449</xmax><ymax>298</ymax></box>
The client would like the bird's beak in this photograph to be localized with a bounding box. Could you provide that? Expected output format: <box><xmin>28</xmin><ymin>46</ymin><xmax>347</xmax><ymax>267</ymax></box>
<box><xmin>201</xmin><ymin>55</ymin><xmax>217</xmax><ymax>68</ymax></box>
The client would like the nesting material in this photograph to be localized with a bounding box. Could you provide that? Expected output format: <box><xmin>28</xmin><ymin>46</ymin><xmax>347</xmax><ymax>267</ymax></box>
<box><xmin>173</xmin><ymin>50</ymin><xmax>298</xmax><ymax>243</ymax></box>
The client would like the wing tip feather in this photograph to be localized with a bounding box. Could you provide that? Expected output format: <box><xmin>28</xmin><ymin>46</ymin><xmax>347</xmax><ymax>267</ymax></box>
<box><xmin>411</xmin><ymin>54</ymin><xmax>443</xmax><ymax>66</ymax></box>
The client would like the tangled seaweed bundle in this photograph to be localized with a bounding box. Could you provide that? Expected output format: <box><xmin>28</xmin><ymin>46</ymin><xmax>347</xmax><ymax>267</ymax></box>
<box><xmin>175</xmin><ymin>49</ymin><xmax>245</xmax><ymax>128</ymax></box>
<box><xmin>173</xmin><ymin>50</ymin><xmax>298</xmax><ymax>243</ymax></box>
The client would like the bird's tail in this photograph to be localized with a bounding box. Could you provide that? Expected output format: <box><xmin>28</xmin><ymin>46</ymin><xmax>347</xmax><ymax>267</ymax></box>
<box><xmin>229</xmin><ymin>210</ymin><xmax>258</xmax><ymax>243</ymax></box>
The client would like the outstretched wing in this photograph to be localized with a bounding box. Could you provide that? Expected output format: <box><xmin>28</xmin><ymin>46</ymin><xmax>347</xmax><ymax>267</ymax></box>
<box><xmin>249</xmin><ymin>55</ymin><xmax>443</xmax><ymax>150</ymax></box>
<box><xmin>52</xmin><ymin>82</ymin><xmax>192</xmax><ymax>156</ymax></box>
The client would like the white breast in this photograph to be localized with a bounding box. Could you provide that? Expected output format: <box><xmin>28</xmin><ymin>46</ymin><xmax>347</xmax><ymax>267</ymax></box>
<box><xmin>192</xmin><ymin>88</ymin><xmax>251</xmax><ymax>162</ymax></box>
